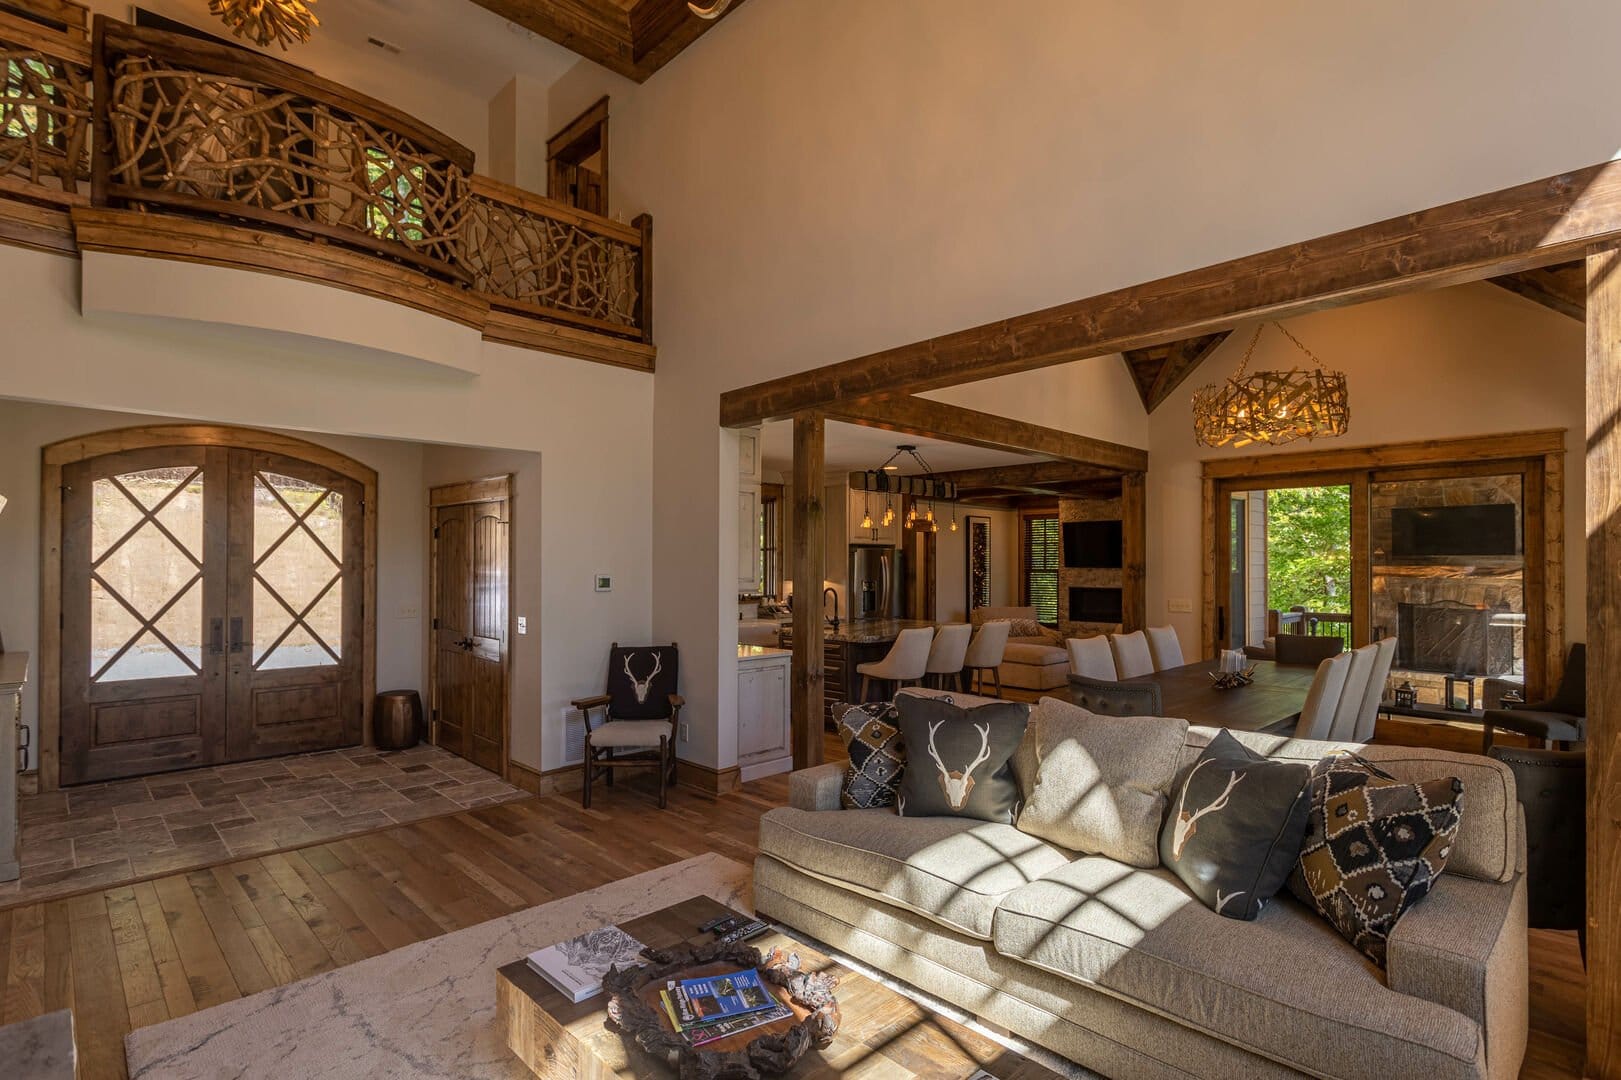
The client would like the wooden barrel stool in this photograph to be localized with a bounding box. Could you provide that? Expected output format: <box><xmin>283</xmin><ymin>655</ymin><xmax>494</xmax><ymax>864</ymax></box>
<box><xmin>374</xmin><ymin>689</ymin><xmax>423</xmax><ymax>751</ymax></box>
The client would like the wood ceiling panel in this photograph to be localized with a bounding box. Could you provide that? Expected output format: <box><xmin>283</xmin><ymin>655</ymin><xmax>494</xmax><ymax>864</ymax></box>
<box><xmin>468</xmin><ymin>0</ymin><xmax>745</xmax><ymax>82</ymax></box>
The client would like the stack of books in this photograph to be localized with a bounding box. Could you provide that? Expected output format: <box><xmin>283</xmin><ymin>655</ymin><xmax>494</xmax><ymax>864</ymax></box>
<box><xmin>524</xmin><ymin>925</ymin><xmax>647</xmax><ymax>1003</ymax></box>
<box><xmin>658</xmin><ymin>969</ymin><xmax>792</xmax><ymax>1047</ymax></box>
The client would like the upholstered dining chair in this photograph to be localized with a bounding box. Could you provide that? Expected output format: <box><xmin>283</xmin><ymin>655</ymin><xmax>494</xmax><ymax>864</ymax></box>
<box><xmin>1274</xmin><ymin>634</ymin><xmax>1345</xmax><ymax>665</ymax></box>
<box><xmin>1144</xmin><ymin>625</ymin><xmax>1185</xmax><ymax>671</ymax></box>
<box><xmin>924</xmin><ymin>623</ymin><xmax>973</xmax><ymax>690</ymax></box>
<box><xmin>1066</xmin><ymin>675</ymin><xmax>1163</xmax><ymax>717</ymax></box>
<box><xmin>572</xmin><ymin>643</ymin><xmax>682</xmax><ymax>809</ymax></box>
<box><xmin>1351</xmin><ymin>636</ymin><xmax>1398</xmax><ymax>742</ymax></box>
<box><xmin>1292</xmin><ymin>650</ymin><xmax>1354</xmax><ymax>741</ymax></box>
<box><xmin>963</xmin><ymin>621</ymin><xmax>1011</xmax><ymax>697</ymax></box>
<box><xmin>1325</xmin><ymin>642</ymin><xmax>1379</xmax><ymax>742</ymax></box>
<box><xmin>1108</xmin><ymin>630</ymin><xmax>1155</xmax><ymax>680</ymax></box>
<box><xmin>1067</xmin><ymin>635</ymin><xmax>1117</xmax><ymax>681</ymax></box>
<box><xmin>1487</xmin><ymin>745</ymin><xmax>1586</xmax><ymax>962</ymax></box>
<box><xmin>857</xmin><ymin>627</ymin><xmax>935</xmax><ymax>703</ymax></box>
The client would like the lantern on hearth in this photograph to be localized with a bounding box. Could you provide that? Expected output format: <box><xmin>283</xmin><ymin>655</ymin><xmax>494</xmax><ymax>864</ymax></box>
<box><xmin>1393</xmin><ymin>680</ymin><xmax>1417</xmax><ymax>709</ymax></box>
<box><xmin>1443</xmin><ymin>674</ymin><xmax>1476</xmax><ymax>713</ymax></box>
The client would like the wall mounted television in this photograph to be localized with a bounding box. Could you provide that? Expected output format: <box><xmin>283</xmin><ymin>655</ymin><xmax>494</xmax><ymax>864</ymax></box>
<box><xmin>1390</xmin><ymin>504</ymin><xmax>1518</xmax><ymax>557</ymax></box>
<box><xmin>1062</xmin><ymin>520</ymin><xmax>1123</xmax><ymax>568</ymax></box>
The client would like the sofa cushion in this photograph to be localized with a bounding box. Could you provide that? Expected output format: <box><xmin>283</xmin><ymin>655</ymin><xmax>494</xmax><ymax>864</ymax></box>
<box><xmin>835</xmin><ymin>701</ymin><xmax>906</xmax><ymax>810</ymax></box>
<box><xmin>1016</xmin><ymin>697</ymin><xmax>1188</xmax><ymax>868</ymax></box>
<box><xmin>992</xmin><ymin>856</ymin><xmax>1483</xmax><ymax>1076</ymax></box>
<box><xmin>757</xmin><ymin>806</ymin><xmax>1072</xmax><ymax>940</ymax></box>
<box><xmin>896</xmin><ymin>694</ymin><xmax>1028</xmax><ymax>823</ymax></box>
<box><xmin>1002</xmin><ymin>641</ymin><xmax>1068</xmax><ymax>666</ymax></box>
<box><xmin>1159</xmin><ymin>729</ymin><xmax>1312</xmax><ymax>920</ymax></box>
<box><xmin>1288</xmin><ymin>751</ymin><xmax>1465</xmax><ymax>966</ymax></box>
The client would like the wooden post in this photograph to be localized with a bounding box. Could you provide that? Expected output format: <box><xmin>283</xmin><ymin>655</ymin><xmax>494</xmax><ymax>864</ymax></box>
<box><xmin>790</xmin><ymin>414</ymin><xmax>826</xmax><ymax>770</ymax></box>
<box><xmin>1589</xmin><ymin>249</ymin><xmax>1621</xmax><ymax>1079</ymax></box>
<box><xmin>633</xmin><ymin>212</ymin><xmax>653</xmax><ymax>345</ymax></box>
<box><xmin>1121</xmin><ymin>471</ymin><xmax>1146</xmax><ymax>632</ymax></box>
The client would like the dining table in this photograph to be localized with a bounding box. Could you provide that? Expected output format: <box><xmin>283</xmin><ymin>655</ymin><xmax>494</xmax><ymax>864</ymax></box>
<box><xmin>1115</xmin><ymin>657</ymin><xmax>1316</xmax><ymax>734</ymax></box>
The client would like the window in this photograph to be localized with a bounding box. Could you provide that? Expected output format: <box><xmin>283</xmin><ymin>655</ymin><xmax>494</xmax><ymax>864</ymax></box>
<box><xmin>1023</xmin><ymin>513</ymin><xmax>1061</xmax><ymax>626</ymax></box>
<box><xmin>760</xmin><ymin>492</ymin><xmax>780</xmax><ymax>598</ymax></box>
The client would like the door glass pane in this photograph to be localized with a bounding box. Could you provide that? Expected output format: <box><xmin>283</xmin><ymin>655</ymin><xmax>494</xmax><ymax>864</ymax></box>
<box><xmin>89</xmin><ymin>467</ymin><xmax>205</xmax><ymax>682</ymax></box>
<box><xmin>1239</xmin><ymin>485</ymin><xmax>1352</xmax><ymax>649</ymax></box>
<box><xmin>253</xmin><ymin>471</ymin><xmax>342</xmax><ymax>670</ymax></box>
<box><xmin>1371</xmin><ymin>473</ymin><xmax>1525</xmax><ymax>706</ymax></box>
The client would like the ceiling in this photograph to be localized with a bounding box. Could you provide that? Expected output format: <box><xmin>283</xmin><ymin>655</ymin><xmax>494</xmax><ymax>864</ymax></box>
<box><xmin>759</xmin><ymin>420</ymin><xmax>1046</xmax><ymax>480</ymax></box>
<box><xmin>463</xmin><ymin>0</ymin><xmax>747</xmax><ymax>82</ymax></box>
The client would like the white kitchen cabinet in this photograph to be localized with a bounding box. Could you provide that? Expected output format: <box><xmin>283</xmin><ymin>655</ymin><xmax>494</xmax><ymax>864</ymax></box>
<box><xmin>737</xmin><ymin>427</ymin><xmax>763</xmax><ymax>594</ymax></box>
<box><xmin>737</xmin><ymin>647</ymin><xmax>791</xmax><ymax>780</ymax></box>
<box><xmin>738</xmin><ymin>426</ymin><xmax>763</xmax><ymax>483</ymax></box>
<box><xmin>847</xmin><ymin>486</ymin><xmax>900</xmax><ymax>546</ymax></box>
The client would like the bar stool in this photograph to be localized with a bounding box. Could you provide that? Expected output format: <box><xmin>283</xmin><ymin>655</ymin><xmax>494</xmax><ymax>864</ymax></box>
<box><xmin>924</xmin><ymin>623</ymin><xmax>972</xmax><ymax>690</ymax></box>
<box><xmin>857</xmin><ymin>627</ymin><xmax>936</xmax><ymax>703</ymax></box>
<box><xmin>962</xmin><ymin>621</ymin><xmax>1011</xmax><ymax>697</ymax></box>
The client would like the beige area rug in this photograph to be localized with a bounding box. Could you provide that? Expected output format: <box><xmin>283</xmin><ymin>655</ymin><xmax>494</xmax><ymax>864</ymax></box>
<box><xmin>125</xmin><ymin>852</ymin><xmax>1093</xmax><ymax>1080</ymax></box>
<box><xmin>4</xmin><ymin>744</ymin><xmax>528</xmax><ymax>909</ymax></box>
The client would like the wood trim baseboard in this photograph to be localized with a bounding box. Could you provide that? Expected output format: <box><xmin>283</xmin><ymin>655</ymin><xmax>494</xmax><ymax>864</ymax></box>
<box><xmin>676</xmin><ymin>759</ymin><xmax>742</xmax><ymax>796</ymax></box>
<box><xmin>506</xmin><ymin>759</ymin><xmax>581</xmax><ymax>796</ymax></box>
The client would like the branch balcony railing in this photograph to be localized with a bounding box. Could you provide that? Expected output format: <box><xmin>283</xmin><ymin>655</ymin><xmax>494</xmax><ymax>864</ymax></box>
<box><xmin>0</xmin><ymin>8</ymin><xmax>651</xmax><ymax>352</ymax></box>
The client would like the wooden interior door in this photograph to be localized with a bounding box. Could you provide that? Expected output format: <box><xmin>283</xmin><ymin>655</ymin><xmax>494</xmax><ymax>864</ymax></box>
<box><xmin>431</xmin><ymin>493</ymin><xmax>509</xmax><ymax>774</ymax></box>
<box><xmin>60</xmin><ymin>447</ymin><xmax>229</xmax><ymax>784</ymax></box>
<box><xmin>225</xmin><ymin>451</ymin><xmax>365</xmax><ymax>761</ymax></box>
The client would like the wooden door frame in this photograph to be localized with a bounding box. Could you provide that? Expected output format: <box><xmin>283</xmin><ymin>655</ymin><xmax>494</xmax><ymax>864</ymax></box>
<box><xmin>1200</xmin><ymin>429</ymin><xmax>1565</xmax><ymax>698</ymax></box>
<box><xmin>39</xmin><ymin>424</ymin><xmax>378</xmax><ymax>793</ymax></box>
<box><xmin>427</xmin><ymin>475</ymin><xmax>513</xmax><ymax>780</ymax></box>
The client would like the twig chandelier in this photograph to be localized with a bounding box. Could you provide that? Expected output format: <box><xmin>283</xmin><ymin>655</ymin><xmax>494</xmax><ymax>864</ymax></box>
<box><xmin>1191</xmin><ymin>322</ymin><xmax>1349</xmax><ymax>449</ymax></box>
<box><xmin>209</xmin><ymin>0</ymin><xmax>319</xmax><ymax>49</ymax></box>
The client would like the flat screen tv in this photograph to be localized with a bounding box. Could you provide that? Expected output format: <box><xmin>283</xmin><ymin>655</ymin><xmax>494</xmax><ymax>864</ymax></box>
<box><xmin>1062</xmin><ymin>520</ymin><xmax>1123</xmax><ymax>568</ymax></box>
<box><xmin>1391</xmin><ymin>504</ymin><xmax>1517</xmax><ymax>557</ymax></box>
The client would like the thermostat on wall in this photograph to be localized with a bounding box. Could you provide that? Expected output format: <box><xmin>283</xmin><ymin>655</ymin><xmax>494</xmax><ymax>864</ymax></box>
<box><xmin>594</xmin><ymin>574</ymin><xmax>612</xmax><ymax>592</ymax></box>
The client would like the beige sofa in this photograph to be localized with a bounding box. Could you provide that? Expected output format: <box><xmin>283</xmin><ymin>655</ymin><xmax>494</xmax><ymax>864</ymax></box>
<box><xmin>971</xmin><ymin>605</ymin><xmax>1069</xmax><ymax>690</ymax></box>
<box><xmin>755</xmin><ymin>690</ymin><xmax>1528</xmax><ymax>1080</ymax></box>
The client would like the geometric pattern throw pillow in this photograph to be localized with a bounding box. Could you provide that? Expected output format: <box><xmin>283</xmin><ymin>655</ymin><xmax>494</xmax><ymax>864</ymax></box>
<box><xmin>836</xmin><ymin>701</ymin><xmax>907</xmax><ymax>810</ymax></box>
<box><xmin>1287</xmin><ymin>751</ymin><xmax>1464</xmax><ymax>966</ymax></box>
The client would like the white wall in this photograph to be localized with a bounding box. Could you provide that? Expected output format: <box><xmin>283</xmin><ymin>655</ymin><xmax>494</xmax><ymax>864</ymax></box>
<box><xmin>547</xmin><ymin>0</ymin><xmax>1619</xmax><ymax>772</ymax></box>
<box><xmin>0</xmin><ymin>243</ymin><xmax>653</xmax><ymax>775</ymax></box>
<box><xmin>1145</xmin><ymin>283</ymin><xmax>1587</xmax><ymax>653</ymax></box>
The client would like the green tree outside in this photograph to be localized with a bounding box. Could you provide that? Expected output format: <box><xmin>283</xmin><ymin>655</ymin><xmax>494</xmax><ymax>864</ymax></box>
<box><xmin>1265</xmin><ymin>485</ymin><xmax>1351</xmax><ymax>641</ymax></box>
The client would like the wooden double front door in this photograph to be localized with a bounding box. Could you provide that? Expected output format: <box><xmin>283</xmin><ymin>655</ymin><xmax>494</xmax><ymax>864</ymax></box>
<box><xmin>60</xmin><ymin>445</ymin><xmax>365</xmax><ymax>784</ymax></box>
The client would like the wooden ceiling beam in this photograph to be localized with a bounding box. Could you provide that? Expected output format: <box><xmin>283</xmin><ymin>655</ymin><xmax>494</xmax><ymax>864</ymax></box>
<box><xmin>721</xmin><ymin>161</ymin><xmax>1621</xmax><ymax>427</ymax></box>
<box><xmin>1488</xmin><ymin>260</ymin><xmax>1585</xmax><ymax>321</ymax></box>
<box><xmin>467</xmin><ymin>0</ymin><xmax>745</xmax><ymax>83</ymax></box>
<box><xmin>825</xmin><ymin>395</ymin><xmax>1147</xmax><ymax>473</ymax></box>
<box><xmin>933</xmin><ymin>459</ymin><xmax>1127</xmax><ymax>490</ymax></box>
<box><xmin>1121</xmin><ymin>330</ymin><xmax>1233</xmax><ymax>413</ymax></box>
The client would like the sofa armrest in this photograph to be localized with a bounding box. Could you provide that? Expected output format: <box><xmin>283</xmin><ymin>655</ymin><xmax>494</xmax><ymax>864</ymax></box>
<box><xmin>788</xmin><ymin>763</ymin><xmax>845</xmax><ymax>811</ymax></box>
<box><xmin>1386</xmin><ymin>870</ymin><xmax>1528</xmax><ymax>1080</ymax></box>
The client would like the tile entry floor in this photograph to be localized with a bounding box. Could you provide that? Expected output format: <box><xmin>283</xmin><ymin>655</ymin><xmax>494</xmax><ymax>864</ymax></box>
<box><xmin>2</xmin><ymin>744</ymin><xmax>528</xmax><ymax>909</ymax></box>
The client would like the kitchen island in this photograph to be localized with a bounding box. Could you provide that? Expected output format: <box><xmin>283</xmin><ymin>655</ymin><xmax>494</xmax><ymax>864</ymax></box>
<box><xmin>778</xmin><ymin>619</ymin><xmax>938</xmax><ymax>728</ymax></box>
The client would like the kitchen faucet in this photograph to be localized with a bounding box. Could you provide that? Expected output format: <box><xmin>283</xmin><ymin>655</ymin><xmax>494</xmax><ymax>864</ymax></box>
<box><xmin>823</xmin><ymin>586</ymin><xmax>840</xmax><ymax>630</ymax></box>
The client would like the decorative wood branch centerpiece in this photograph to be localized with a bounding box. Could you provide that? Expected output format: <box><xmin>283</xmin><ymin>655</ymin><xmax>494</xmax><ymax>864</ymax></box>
<box><xmin>603</xmin><ymin>940</ymin><xmax>840</xmax><ymax>1079</ymax></box>
<box><xmin>1208</xmin><ymin>666</ymin><xmax>1257</xmax><ymax>690</ymax></box>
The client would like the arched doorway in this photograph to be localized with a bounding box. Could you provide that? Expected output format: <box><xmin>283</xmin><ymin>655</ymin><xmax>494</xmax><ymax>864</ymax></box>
<box><xmin>41</xmin><ymin>425</ymin><xmax>377</xmax><ymax>788</ymax></box>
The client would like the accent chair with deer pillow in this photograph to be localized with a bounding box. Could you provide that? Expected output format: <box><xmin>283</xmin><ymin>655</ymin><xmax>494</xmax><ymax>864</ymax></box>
<box><xmin>893</xmin><ymin>693</ymin><xmax>1028</xmax><ymax>823</ymax></box>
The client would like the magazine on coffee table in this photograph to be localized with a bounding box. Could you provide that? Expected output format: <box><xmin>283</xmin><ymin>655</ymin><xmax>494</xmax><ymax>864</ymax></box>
<box><xmin>524</xmin><ymin>925</ymin><xmax>645</xmax><ymax>1003</ymax></box>
<box><xmin>666</xmin><ymin>969</ymin><xmax>775</xmax><ymax>1025</ymax></box>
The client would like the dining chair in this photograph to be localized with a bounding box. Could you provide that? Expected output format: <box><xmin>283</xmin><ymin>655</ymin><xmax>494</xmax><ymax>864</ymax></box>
<box><xmin>924</xmin><ymin>623</ymin><xmax>973</xmax><ymax>690</ymax></box>
<box><xmin>856</xmin><ymin>627</ymin><xmax>935</xmax><ymax>703</ymax></box>
<box><xmin>963</xmin><ymin>621</ymin><xmax>1011</xmax><ymax>697</ymax></box>
<box><xmin>1066</xmin><ymin>675</ymin><xmax>1163</xmax><ymax>717</ymax></box>
<box><xmin>1109</xmin><ymin>630</ymin><xmax>1155</xmax><ymax>680</ymax></box>
<box><xmin>1482</xmin><ymin>643</ymin><xmax>1586</xmax><ymax>751</ymax></box>
<box><xmin>1144</xmin><ymin>625</ymin><xmax>1184</xmax><ymax>671</ymax></box>
<box><xmin>1351</xmin><ymin>636</ymin><xmax>1398</xmax><ymax>742</ymax></box>
<box><xmin>1487</xmin><ymin>745</ymin><xmax>1586</xmax><ymax>963</ymax></box>
<box><xmin>1274</xmin><ymin>634</ymin><xmax>1345</xmax><ymax>665</ymax></box>
<box><xmin>1066</xmin><ymin>635</ymin><xmax>1117</xmax><ymax>681</ymax></box>
<box><xmin>1292</xmin><ymin>651</ymin><xmax>1354</xmax><ymax>741</ymax></box>
<box><xmin>1326</xmin><ymin>642</ymin><xmax>1379</xmax><ymax>741</ymax></box>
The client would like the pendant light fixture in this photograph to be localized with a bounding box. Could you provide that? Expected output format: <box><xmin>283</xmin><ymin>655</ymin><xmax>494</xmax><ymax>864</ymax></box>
<box><xmin>1192</xmin><ymin>322</ymin><xmax>1349</xmax><ymax>449</ymax></box>
<box><xmin>850</xmin><ymin>445</ymin><xmax>957</xmax><ymax>531</ymax></box>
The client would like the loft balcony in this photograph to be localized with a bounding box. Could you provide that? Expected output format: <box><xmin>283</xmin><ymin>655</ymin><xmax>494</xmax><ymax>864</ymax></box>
<box><xmin>0</xmin><ymin>8</ymin><xmax>654</xmax><ymax>371</ymax></box>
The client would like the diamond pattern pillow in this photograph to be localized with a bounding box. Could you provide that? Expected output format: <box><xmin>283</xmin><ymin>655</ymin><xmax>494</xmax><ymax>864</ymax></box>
<box><xmin>836</xmin><ymin>702</ymin><xmax>907</xmax><ymax>810</ymax></box>
<box><xmin>1288</xmin><ymin>751</ymin><xmax>1464</xmax><ymax>966</ymax></box>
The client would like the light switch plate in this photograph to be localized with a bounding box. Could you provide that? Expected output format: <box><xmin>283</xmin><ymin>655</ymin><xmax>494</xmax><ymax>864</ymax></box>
<box><xmin>594</xmin><ymin>574</ymin><xmax>612</xmax><ymax>592</ymax></box>
<box><xmin>1168</xmin><ymin>598</ymin><xmax>1194</xmax><ymax>613</ymax></box>
<box><xmin>516</xmin><ymin>616</ymin><xmax>527</xmax><ymax>635</ymax></box>
<box><xmin>398</xmin><ymin>605</ymin><xmax>419</xmax><ymax>619</ymax></box>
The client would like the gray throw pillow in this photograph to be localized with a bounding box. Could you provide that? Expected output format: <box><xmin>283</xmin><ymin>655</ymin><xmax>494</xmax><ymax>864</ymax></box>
<box><xmin>894</xmin><ymin>694</ymin><xmax>1028</xmax><ymax>824</ymax></box>
<box><xmin>1016</xmin><ymin>696</ymin><xmax>1188</xmax><ymax>868</ymax></box>
<box><xmin>1159</xmin><ymin>729</ymin><xmax>1312</xmax><ymax>920</ymax></box>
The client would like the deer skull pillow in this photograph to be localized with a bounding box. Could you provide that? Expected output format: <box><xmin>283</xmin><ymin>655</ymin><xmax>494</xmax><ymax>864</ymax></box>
<box><xmin>1016</xmin><ymin>696</ymin><xmax>1188</xmax><ymax>868</ymax></box>
<box><xmin>894</xmin><ymin>694</ymin><xmax>1029</xmax><ymax>824</ymax></box>
<box><xmin>1158</xmin><ymin>729</ymin><xmax>1313</xmax><ymax>920</ymax></box>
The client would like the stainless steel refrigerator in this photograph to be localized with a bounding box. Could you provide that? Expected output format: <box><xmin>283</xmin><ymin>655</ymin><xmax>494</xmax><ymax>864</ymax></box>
<box><xmin>850</xmin><ymin>545</ymin><xmax>904</xmax><ymax>620</ymax></box>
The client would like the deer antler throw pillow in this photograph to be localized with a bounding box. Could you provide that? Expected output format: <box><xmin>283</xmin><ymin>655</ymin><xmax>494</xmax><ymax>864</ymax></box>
<box><xmin>894</xmin><ymin>694</ymin><xmax>1028</xmax><ymax>824</ymax></box>
<box><xmin>1158</xmin><ymin>729</ymin><xmax>1313</xmax><ymax>920</ymax></box>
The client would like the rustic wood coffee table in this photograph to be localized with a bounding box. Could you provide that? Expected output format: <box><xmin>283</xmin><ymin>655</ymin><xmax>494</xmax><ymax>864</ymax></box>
<box><xmin>495</xmin><ymin>894</ymin><xmax>1067</xmax><ymax>1079</ymax></box>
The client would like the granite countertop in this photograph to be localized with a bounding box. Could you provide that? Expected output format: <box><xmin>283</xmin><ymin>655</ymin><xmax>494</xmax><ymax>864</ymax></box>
<box><xmin>821</xmin><ymin>619</ymin><xmax>937</xmax><ymax>644</ymax></box>
<box><xmin>0</xmin><ymin>652</ymin><xmax>28</xmax><ymax>692</ymax></box>
<box><xmin>737</xmin><ymin>644</ymin><xmax>791</xmax><ymax>661</ymax></box>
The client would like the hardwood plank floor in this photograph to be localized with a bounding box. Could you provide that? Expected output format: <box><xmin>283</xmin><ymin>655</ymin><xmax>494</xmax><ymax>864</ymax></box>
<box><xmin>0</xmin><ymin>748</ymin><xmax>1585</xmax><ymax>1078</ymax></box>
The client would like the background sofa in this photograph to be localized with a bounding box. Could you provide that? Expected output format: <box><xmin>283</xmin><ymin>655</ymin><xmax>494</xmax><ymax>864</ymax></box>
<box><xmin>970</xmin><ymin>605</ymin><xmax>1069</xmax><ymax>690</ymax></box>
<box><xmin>755</xmin><ymin>689</ymin><xmax>1527</xmax><ymax>1080</ymax></box>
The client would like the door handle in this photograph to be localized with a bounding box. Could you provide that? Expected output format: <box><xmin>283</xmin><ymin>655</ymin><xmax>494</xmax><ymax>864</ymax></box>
<box><xmin>210</xmin><ymin>618</ymin><xmax>224</xmax><ymax>655</ymax></box>
<box><xmin>230</xmin><ymin>617</ymin><xmax>245</xmax><ymax>653</ymax></box>
<box><xmin>456</xmin><ymin>637</ymin><xmax>475</xmax><ymax>650</ymax></box>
